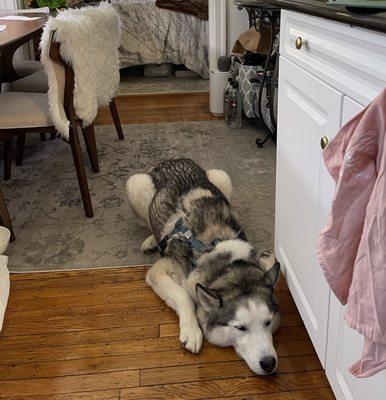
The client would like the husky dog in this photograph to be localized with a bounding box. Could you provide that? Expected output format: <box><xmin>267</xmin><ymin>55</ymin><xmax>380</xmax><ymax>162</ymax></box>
<box><xmin>126</xmin><ymin>158</ymin><xmax>280</xmax><ymax>375</ymax></box>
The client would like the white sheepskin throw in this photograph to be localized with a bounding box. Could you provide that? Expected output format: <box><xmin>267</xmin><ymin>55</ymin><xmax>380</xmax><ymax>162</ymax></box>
<box><xmin>40</xmin><ymin>3</ymin><xmax>121</xmax><ymax>139</ymax></box>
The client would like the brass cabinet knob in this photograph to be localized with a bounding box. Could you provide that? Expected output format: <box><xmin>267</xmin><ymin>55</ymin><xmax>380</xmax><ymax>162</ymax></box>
<box><xmin>295</xmin><ymin>37</ymin><xmax>303</xmax><ymax>50</ymax></box>
<box><xmin>321</xmin><ymin>136</ymin><xmax>329</xmax><ymax>150</ymax></box>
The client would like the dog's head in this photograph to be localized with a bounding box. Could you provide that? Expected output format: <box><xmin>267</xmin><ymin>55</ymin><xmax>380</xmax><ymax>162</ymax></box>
<box><xmin>196</xmin><ymin>261</ymin><xmax>280</xmax><ymax>375</ymax></box>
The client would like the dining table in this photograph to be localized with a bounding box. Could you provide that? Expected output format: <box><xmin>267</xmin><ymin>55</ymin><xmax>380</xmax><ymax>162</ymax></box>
<box><xmin>0</xmin><ymin>11</ymin><xmax>47</xmax><ymax>82</ymax></box>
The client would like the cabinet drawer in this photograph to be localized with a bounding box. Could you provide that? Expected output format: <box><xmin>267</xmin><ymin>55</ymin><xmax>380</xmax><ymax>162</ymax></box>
<box><xmin>280</xmin><ymin>10</ymin><xmax>386</xmax><ymax>105</ymax></box>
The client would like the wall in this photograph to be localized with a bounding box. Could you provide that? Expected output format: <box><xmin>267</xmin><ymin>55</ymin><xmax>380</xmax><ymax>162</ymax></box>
<box><xmin>226</xmin><ymin>0</ymin><xmax>249</xmax><ymax>55</ymax></box>
<box><xmin>208</xmin><ymin>0</ymin><xmax>226</xmax><ymax>72</ymax></box>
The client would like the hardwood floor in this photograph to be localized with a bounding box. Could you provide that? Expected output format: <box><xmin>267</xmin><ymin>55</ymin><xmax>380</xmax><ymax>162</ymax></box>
<box><xmin>0</xmin><ymin>267</ymin><xmax>335</xmax><ymax>399</ymax></box>
<box><xmin>0</xmin><ymin>90</ymin><xmax>335</xmax><ymax>398</ymax></box>
<box><xmin>95</xmin><ymin>92</ymin><xmax>221</xmax><ymax>125</ymax></box>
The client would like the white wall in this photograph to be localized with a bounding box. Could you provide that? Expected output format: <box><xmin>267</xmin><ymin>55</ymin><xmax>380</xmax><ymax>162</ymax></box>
<box><xmin>226</xmin><ymin>0</ymin><xmax>249</xmax><ymax>55</ymax></box>
<box><xmin>208</xmin><ymin>0</ymin><xmax>227</xmax><ymax>72</ymax></box>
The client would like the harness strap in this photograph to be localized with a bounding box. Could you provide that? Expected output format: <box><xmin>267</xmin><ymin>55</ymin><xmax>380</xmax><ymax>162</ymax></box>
<box><xmin>157</xmin><ymin>218</ymin><xmax>208</xmax><ymax>256</ymax></box>
<box><xmin>157</xmin><ymin>218</ymin><xmax>245</xmax><ymax>263</ymax></box>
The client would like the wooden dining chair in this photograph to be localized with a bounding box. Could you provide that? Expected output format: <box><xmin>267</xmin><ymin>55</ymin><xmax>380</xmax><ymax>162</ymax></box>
<box><xmin>0</xmin><ymin>187</ymin><xmax>15</xmax><ymax>242</ymax></box>
<box><xmin>6</xmin><ymin>6</ymin><xmax>124</xmax><ymax>168</ymax></box>
<box><xmin>10</xmin><ymin>70</ymin><xmax>124</xmax><ymax>139</ymax></box>
<box><xmin>9</xmin><ymin>73</ymin><xmax>124</xmax><ymax>167</ymax></box>
<box><xmin>0</xmin><ymin>36</ymin><xmax>96</xmax><ymax>220</ymax></box>
<box><xmin>1</xmin><ymin>4</ymin><xmax>123</xmax><ymax>230</ymax></box>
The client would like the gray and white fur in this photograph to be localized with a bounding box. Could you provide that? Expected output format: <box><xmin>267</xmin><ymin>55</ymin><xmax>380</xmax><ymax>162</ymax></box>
<box><xmin>126</xmin><ymin>158</ymin><xmax>280</xmax><ymax>375</ymax></box>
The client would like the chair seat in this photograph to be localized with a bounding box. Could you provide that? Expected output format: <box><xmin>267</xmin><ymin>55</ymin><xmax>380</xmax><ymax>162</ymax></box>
<box><xmin>13</xmin><ymin>60</ymin><xmax>43</xmax><ymax>78</ymax></box>
<box><xmin>10</xmin><ymin>70</ymin><xmax>48</xmax><ymax>93</ymax></box>
<box><xmin>0</xmin><ymin>92</ymin><xmax>52</xmax><ymax>129</ymax></box>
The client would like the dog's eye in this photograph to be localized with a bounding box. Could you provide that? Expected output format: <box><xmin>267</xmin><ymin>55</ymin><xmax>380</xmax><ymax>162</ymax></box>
<box><xmin>234</xmin><ymin>325</ymin><xmax>247</xmax><ymax>331</ymax></box>
<box><xmin>265</xmin><ymin>320</ymin><xmax>272</xmax><ymax>327</ymax></box>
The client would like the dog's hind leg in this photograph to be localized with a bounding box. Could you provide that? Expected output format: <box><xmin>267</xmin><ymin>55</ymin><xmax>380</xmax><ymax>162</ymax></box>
<box><xmin>207</xmin><ymin>169</ymin><xmax>232</xmax><ymax>201</ymax></box>
<box><xmin>126</xmin><ymin>173</ymin><xmax>156</xmax><ymax>228</ymax></box>
<box><xmin>259</xmin><ymin>251</ymin><xmax>276</xmax><ymax>270</ymax></box>
<box><xmin>146</xmin><ymin>257</ymin><xmax>203</xmax><ymax>353</ymax></box>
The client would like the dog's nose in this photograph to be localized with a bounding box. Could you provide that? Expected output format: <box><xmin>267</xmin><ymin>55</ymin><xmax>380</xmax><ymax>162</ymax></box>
<box><xmin>259</xmin><ymin>356</ymin><xmax>277</xmax><ymax>374</ymax></box>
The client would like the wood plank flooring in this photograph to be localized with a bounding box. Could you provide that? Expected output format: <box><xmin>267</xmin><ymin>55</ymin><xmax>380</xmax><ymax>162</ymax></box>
<box><xmin>0</xmin><ymin>90</ymin><xmax>334</xmax><ymax>398</ymax></box>
<box><xmin>0</xmin><ymin>267</ymin><xmax>335</xmax><ymax>399</ymax></box>
<box><xmin>95</xmin><ymin>92</ymin><xmax>220</xmax><ymax>125</ymax></box>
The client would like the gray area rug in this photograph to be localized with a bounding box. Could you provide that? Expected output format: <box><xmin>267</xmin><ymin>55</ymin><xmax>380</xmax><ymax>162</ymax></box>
<box><xmin>118</xmin><ymin>76</ymin><xmax>209</xmax><ymax>94</ymax></box>
<box><xmin>2</xmin><ymin>121</ymin><xmax>275</xmax><ymax>272</ymax></box>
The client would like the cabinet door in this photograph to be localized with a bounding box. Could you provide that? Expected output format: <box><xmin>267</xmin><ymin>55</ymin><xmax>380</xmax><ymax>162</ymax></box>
<box><xmin>326</xmin><ymin>96</ymin><xmax>386</xmax><ymax>400</ymax></box>
<box><xmin>275</xmin><ymin>56</ymin><xmax>342</xmax><ymax>366</ymax></box>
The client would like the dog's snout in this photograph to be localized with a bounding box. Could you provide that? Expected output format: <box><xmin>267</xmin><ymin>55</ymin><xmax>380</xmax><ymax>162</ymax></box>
<box><xmin>259</xmin><ymin>356</ymin><xmax>277</xmax><ymax>374</ymax></box>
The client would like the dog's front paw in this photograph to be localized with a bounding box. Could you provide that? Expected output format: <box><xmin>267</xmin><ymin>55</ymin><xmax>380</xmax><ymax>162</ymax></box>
<box><xmin>165</xmin><ymin>237</ymin><xmax>192</xmax><ymax>258</ymax></box>
<box><xmin>179</xmin><ymin>323</ymin><xmax>203</xmax><ymax>354</ymax></box>
<box><xmin>259</xmin><ymin>250</ymin><xmax>275</xmax><ymax>270</ymax></box>
<box><xmin>141</xmin><ymin>234</ymin><xmax>158</xmax><ymax>253</ymax></box>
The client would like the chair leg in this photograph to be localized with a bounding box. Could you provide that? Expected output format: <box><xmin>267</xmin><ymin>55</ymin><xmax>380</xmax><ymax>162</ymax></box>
<box><xmin>0</xmin><ymin>189</ymin><xmax>15</xmax><ymax>242</ymax></box>
<box><xmin>69</xmin><ymin>124</ymin><xmax>93</xmax><ymax>218</ymax></box>
<box><xmin>50</xmin><ymin>132</ymin><xmax>56</xmax><ymax>140</ymax></box>
<box><xmin>109</xmin><ymin>98</ymin><xmax>124</xmax><ymax>140</ymax></box>
<box><xmin>40</xmin><ymin>133</ymin><xmax>47</xmax><ymax>141</ymax></box>
<box><xmin>16</xmin><ymin>133</ymin><xmax>26</xmax><ymax>166</ymax></box>
<box><xmin>4</xmin><ymin>139</ymin><xmax>12</xmax><ymax>181</ymax></box>
<box><xmin>81</xmin><ymin>124</ymin><xmax>99</xmax><ymax>173</ymax></box>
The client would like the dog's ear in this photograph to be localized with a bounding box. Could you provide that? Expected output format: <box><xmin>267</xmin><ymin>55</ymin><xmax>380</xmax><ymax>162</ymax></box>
<box><xmin>263</xmin><ymin>261</ymin><xmax>281</xmax><ymax>290</ymax></box>
<box><xmin>196</xmin><ymin>283</ymin><xmax>222</xmax><ymax>311</ymax></box>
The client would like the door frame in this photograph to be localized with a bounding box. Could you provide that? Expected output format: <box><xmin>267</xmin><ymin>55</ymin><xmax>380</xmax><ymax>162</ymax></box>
<box><xmin>208</xmin><ymin>0</ymin><xmax>227</xmax><ymax>72</ymax></box>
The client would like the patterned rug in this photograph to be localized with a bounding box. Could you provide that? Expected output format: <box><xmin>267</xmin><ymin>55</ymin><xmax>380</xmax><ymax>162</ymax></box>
<box><xmin>2</xmin><ymin>120</ymin><xmax>275</xmax><ymax>272</ymax></box>
<box><xmin>118</xmin><ymin>76</ymin><xmax>209</xmax><ymax>94</ymax></box>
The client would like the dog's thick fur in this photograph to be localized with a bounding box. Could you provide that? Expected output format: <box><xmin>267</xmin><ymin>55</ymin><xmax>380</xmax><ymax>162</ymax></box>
<box><xmin>126</xmin><ymin>158</ymin><xmax>280</xmax><ymax>375</ymax></box>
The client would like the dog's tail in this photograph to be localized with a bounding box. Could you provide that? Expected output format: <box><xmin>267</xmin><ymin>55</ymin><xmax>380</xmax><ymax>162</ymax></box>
<box><xmin>206</xmin><ymin>169</ymin><xmax>233</xmax><ymax>201</ymax></box>
<box><xmin>125</xmin><ymin>173</ymin><xmax>156</xmax><ymax>227</ymax></box>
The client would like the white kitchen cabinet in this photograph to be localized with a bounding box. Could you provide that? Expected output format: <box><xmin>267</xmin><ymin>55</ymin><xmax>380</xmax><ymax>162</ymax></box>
<box><xmin>276</xmin><ymin>10</ymin><xmax>386</xmax><ymax>400</ymax></box>
<box><xmin>327</xmin><ymin>297</ymin><xmax>386</xmax><ymax>400</ymax></box>
<box><xmin>275</xmin><ymin>56</ymin><xmax>341</xmax><ymax>366</ymax></box>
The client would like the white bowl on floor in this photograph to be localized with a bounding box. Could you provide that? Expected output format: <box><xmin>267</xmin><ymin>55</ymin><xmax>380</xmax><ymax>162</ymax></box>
<box><xmin>0</xmin><ymin>227</ymin><xmax>10</xmax><ymax>255</ymax></box>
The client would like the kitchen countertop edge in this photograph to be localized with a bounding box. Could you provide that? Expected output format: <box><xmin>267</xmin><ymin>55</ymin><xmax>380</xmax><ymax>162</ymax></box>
<box><xmin>234</xmin><ymin>0</ymin><xmax>386</xmax><ymax>33</ymax></box>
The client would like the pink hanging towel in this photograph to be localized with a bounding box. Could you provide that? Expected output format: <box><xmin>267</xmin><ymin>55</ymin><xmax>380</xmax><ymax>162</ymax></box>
<box><xmin>317</xmin><ymin>88</ymin><xmax>386</xmax><ymax>378</ymax></box>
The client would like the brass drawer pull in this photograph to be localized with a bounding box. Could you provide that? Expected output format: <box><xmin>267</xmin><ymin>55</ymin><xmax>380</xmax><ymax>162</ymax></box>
<box><xmin>295</xmin><ymin>37</ymin><xmax>303</xmax><ymax>50</ymax></box>
<box><xmin>321</xmin><ymin>136</ymin><xmax>329</xmax><ymax>150</ymax></box>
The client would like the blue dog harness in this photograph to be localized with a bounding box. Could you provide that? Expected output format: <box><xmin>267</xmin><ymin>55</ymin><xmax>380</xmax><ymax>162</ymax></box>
<box><xmin>157</xmin><ymin>218</ymin><xmax>239</xmax><ymax>266</ymax></box>
<box><xmin>157</xmin><ymin>218</ymin><xmax>212</xmax><ymax>255</ymax></box>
